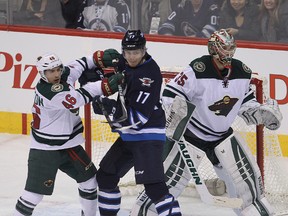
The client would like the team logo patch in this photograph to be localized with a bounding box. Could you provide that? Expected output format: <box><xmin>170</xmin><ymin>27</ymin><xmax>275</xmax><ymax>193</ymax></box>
<box><xmin>193</xmin><ymin>61</ymin><xmax>206</xmax><ymax>72</ymax></box>
<box><xmin>242</xmin><ymin>63</ymin><xmax>252</xmax><ymax>73</ymax></box>
<box><xmin>208</xmin><ymin>95</ymin><xmax>239</xmax><ymax>117</ymax></box>
<box><xmin>51</xmin><ymin>83</ymin><xmax>64</xmax><ymax>92</ymax></box>
<box><xmin>44</xmin><ymin>179</ymin><xmax>54</xmax><ymax>187</ymax></box>
<box><xmin>139</xmin><ymin>77</ymin><xmax>154</xmax><ymax>87</ymax></box>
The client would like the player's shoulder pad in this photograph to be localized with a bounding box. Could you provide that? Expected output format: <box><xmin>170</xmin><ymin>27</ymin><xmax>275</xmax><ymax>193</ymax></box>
<box><xmin>36</xmin><ymin>80</ymin><xmax>70</xmax><ymax>100</ymax></box>
<box><xmin>189</xmin><ymin>55</ymin><xmax>212</xmax><ymax>76</ymax></box>
<box><xmin>230</xmin><ymin>59</ymin><xmax>252</xmax><ymax>79</ymax></box>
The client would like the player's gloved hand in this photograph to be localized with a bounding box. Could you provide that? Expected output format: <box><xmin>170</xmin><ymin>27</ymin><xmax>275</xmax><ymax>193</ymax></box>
<box><xmin>92</xmin><ymin>96</ymin><xmax>117</xmax><ymax>115</ymax></box>
<box><xmin>93</xmin><ymin>49</ymin><xmax>120</xmax><ymax>68</ymax></box>
<box><xmin>101</xmin><ymin>72</ymin><xmax>125</xmax><ymax>96</ymax></box>
<box><xmin>261</xmin><ymin>98</ymin><xmax>283</xmax><ymax>130</ymax></box>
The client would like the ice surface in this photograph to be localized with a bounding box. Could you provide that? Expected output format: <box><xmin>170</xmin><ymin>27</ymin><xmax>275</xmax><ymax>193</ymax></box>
<box><xmin>0</xmin><ymin>133</ymin><xmax>236</xmax><ymax>216</ymax></box>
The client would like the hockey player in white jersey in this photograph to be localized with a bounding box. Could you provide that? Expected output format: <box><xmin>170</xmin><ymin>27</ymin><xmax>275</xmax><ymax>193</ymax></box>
<box><xmin>133</xmin><ymin>29</ymin><xmax>283</xmax><ymax>216</ymax></box>
<box><xmin>14</xmin><ymin>51</ymin><xmax>124</xmax><ymax>216</ymax></box>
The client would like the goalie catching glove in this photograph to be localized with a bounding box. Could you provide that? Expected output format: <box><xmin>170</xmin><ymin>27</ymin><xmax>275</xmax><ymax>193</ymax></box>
<box><xmin>238</xmin><ymin>98</ymin><xmax>282</xmax><ymax>130</ymax></box>
<box><xmin>101</xmin><ymin>72</ymin><xmax>125</xmax><ymax>96</ymax></box>
<box><xmin>93</xmin><ymin>49</ymin><xmax>120</xmax><ymax>68</ymax></box>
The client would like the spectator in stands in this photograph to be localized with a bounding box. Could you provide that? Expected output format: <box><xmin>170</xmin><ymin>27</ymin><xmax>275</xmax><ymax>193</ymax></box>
<box><xmin>59</xmin><ymin>0</ymin><xmax>88</xmax><ymax>29</ymax></box>
<box><xmin>158</xmin><ymin>0</ymin><xmax>220</xmax><ymax>38</ymax></box>
<box><xmin>140</xmin><ymin>0</ymin><xmax>180</xmax><ymax>34</ymax></box>
<box><xmin>14</xmin><ymin>0</ymin><xmax>65</xmax><ymax>27</ymax></box>
<box><xmin>219</xmin><ymin>0</ymin><xmax>260</xmax><ymax>41</ymax></box>
<box><xmin>76</xmin><ymin>0</ymin><xmax>131</xmax><ymax>32</ymax></box>
<box><xmin>259</xmin><ymin>0</ymin><xmax>288</xmax><ymax>43</ymax></box>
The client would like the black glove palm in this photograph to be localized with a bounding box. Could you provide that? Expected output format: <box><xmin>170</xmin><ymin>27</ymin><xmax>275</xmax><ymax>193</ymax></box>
<box><xmin>92</xmin><ymin>96</ymin><xmax>117</xmax><ymax>115</ymax></box>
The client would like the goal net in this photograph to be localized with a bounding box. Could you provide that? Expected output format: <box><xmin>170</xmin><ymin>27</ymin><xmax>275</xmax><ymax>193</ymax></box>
<box><xmin>84</xmin><ymin>70</ymin><xmax>288</xmax><ymax>214</ymax></box>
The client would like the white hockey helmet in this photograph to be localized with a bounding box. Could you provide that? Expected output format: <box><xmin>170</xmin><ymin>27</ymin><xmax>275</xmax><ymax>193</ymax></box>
<box><xmin>208</xmin><ymin>29</ymin><xmax>236</xmax><ymax>68</ymax></box>
<box><xmin>36</xmin><ymin>52</ymin><xmax>63</xmax><ymax>82</ymax></box>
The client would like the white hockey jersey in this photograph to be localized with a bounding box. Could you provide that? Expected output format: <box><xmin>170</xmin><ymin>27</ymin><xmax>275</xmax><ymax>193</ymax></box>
<box><xmin>162</xmin><ymin>55</ymin><xmax>259</xmax><ymax>142</ymax></box>
<box><xmin>78</xmin><ymin>0</ymin><xmax>130</xmax><ymax>32</ymax></box>
<box><xmin>30</xmin><ymin>56</ymin><xmax>103</xmax><ymax>150</ymax></box>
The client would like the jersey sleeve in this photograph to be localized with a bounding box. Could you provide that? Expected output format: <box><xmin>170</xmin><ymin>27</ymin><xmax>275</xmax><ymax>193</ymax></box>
<box><xmin>162</xmin><ymin>66</ymin><xmax>196</xmax><ymax>110</ymax></box>
<box><xmin>63</xmin><ymin>56</ymin><xmax>96</xmax><ymax>86</ymax></box>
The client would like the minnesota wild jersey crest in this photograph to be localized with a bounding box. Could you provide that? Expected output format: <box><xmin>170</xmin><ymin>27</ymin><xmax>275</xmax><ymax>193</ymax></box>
<box><xmin>51</xmin><ymin>83</ymin><xmax>64</xmax><ymax>92</ymax></box>
<box><xmin>242</xmin><ymin>63</ymin><xmax>252</xmax><ymax>73</ymax></box>
<box><xmin>208</xmin><ymin>96</ymin><xmax>239</xmax><ymax>117</ymax></box>
<box><xmin>193</xmin><ymin>61</ymin><xmax>206</xmax><ymax>72</ymax></box>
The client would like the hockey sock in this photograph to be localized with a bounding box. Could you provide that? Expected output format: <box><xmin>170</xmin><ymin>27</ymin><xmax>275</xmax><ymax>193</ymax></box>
<box><xmin>98</xmin><ymin>187</ymin><xmax>121</xmax><ymax>216</ymax></box>
<box><xmin>78</xmin><ymin>176</ymin><xmax>98</xmax><ymax>216</ymax></box>
<box><xmin>14</xmin><ymin>190</ymin><xmax>43</xmax><ymax>216</ymax></box>
<box><xmin>154</xmin><ymin>194</ymin><xmax>182</xmax><ymax>216</ymax></box>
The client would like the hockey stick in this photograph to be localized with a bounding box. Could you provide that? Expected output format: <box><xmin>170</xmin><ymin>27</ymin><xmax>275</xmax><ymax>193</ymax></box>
<box><xmin>111</xmin><ymin>59</ymin><xmax>127</xmax><ymax>123</ymax></box>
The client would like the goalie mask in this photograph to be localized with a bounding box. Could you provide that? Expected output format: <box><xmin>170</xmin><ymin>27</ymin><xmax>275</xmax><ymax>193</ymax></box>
<box><xmin>122</xmin><ymin>30</ymin><xmax>146</xmax><ymax>50</ymax></box>
<box><xmin>208</xmin><ymin>29</ymin><xmax>236</xmax><ymax>68</ymax></box>
<box><xmin>36</xmin><ymin>52</ymin><xmax>63</xmax><ymax>83</ymax></box>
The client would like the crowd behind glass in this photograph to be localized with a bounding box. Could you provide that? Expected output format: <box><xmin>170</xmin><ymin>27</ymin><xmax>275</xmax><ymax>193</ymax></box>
<box><xmin>1</xmin><ymin>0</ymin><xmax>287</xmax><ymax>43</ymax></box>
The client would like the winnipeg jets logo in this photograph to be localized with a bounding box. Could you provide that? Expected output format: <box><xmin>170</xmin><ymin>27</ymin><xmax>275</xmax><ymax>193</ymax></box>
<box><xmin>208</xmin><ymin>96</ymin><xmax>238</xmax><ymax>116</ymax></box>
<box><xmin>139</xmin><ymin>77</ymin><xmax>154</xmax><ymax>87</ymax></box>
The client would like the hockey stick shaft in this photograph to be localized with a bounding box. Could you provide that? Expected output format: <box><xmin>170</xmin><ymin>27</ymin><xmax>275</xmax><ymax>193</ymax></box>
<box><xmin>112</xmin><ymin>59</ymin><xmax>127</xmax><ymax>123</ymax></box>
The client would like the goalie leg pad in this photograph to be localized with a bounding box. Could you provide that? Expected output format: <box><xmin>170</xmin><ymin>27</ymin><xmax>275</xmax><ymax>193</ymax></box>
<box><xmin>240</xmin><ymin>197</ymin><xmax>274</xmax><ymax>216</ymax></box>
<box><xmin>214</xmin><ymin>132</ymin><xmax>274</xmax><ymax>215</ymax></box>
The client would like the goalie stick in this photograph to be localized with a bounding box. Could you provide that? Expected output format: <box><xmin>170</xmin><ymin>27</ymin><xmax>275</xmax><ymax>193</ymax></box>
<box><xmin>131</xmin><ymin>96</ymin><xmax>243</xmax><ymax>215</ymax></box>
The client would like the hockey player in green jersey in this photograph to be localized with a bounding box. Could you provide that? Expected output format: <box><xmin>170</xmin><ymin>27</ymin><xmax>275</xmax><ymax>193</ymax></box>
<box><xmin>14</xmin><ymin>51</ymin><xmax>123</xmax><ymax>216</ymax></box>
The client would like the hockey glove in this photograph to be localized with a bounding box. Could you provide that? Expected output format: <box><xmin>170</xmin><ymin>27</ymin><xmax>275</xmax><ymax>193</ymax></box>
<box><xmin>238</xmin><ymin>98</ymin><xmax>282</xmax><ymax>130</ymax></box>
<box><xmin>101</xmin><ymin>72</ymin><xmax>124</xmax><ymax>96</ymax></box>
<box><xmin>92</xmin><ymin>96</ymin><xmax>117</xmax><ymax>115</ymax></box>
<box><xmin>93</xmin><ymin>49</ymin><xmax>120</xmax><ymax>68</ymax></box>
<box><xmin>260</xmin><ymin>98</ymin><xmax>283</xmax><ymax>130</ymax></box>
